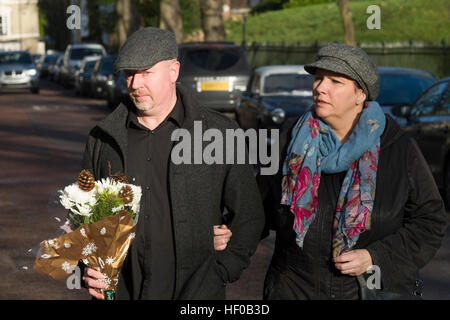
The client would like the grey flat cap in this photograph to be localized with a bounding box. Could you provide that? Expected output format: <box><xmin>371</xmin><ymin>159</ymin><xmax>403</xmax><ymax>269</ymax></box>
<box><xmin>304</xmin><ymin>43</ymin><xmax>379</xmax><ymax>100</ymax></box>
<box><xmin>114</xmin><ymin>27</ymin><xmax>178</xmax><ymax>73</ymax></box>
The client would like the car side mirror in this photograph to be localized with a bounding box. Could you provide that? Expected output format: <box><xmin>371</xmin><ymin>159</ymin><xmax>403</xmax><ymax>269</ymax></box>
<box><xmin>391</xmin><ymin>105</ymin><xmax>409</xmax><ymax>118</ymax></box>
<box><xmin>251</xmin><ymin>92</ymin><xmax>260</xmax><ymax>100</ymax></box>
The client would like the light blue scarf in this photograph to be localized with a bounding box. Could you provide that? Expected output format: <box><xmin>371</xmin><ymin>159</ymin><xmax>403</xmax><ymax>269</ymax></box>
<box><xmin>281</xmin><ymin>101</ymin><xmax>386</xmax><ymax>256</ymax></box>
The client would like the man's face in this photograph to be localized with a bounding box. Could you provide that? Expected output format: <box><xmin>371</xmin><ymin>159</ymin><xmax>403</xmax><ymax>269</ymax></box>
<box><xmin>124</xmin><ymin>59</ymin><xmax>180</xmax><ymax>112</ymax></box>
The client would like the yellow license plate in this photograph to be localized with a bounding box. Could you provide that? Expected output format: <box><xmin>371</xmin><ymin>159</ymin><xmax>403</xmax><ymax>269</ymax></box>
<box><xmin>201</xmin><ymin>81</ymin><xmax>228</xmax><ymax>91</ymax></box>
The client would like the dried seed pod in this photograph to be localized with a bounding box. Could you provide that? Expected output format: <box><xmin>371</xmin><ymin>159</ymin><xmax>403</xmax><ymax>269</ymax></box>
<box><xmin>78</xmin><ymin>170</ymin><xmax>95</xmax><ymax>191</ymax></box>
<box><xmin>119</xmin><ymin>185</ymin><xmax>133</xmax><ymax>204</ymax></box>
<box><xmin>111</xmin><ymin>172</ymin><xmax>129</xmax><ymax>184</ymax></box>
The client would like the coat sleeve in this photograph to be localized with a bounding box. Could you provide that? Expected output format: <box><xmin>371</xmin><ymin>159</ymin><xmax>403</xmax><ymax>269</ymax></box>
<box><xmin>256</xmin><ymin>123</ymin><xmax>292</xmax><ymax>238</ymax></box>
<box><xmin>366</xmin><ymin>138</ymin><xmax>447</xmax><ymax>291</ymax></box>
<box><xmin>81</xmin><ymin>127</ymin><xmax>97</xmax><ymax>171</ymax></box>
<box><xmin>213</xmin><ymin>159</ymin><xmax>265</xmax><ymax>283</ymax></box>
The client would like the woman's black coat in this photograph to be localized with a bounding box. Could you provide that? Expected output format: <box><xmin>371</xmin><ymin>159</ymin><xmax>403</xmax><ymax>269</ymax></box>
<box><xmin>259</xmin><ymin>115</ymin><xmax>447</xmax><ymax>299</ymax></box>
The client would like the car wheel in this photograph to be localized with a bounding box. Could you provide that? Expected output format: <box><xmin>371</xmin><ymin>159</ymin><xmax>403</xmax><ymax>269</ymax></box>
<box><xmin>31</xmin><ymin>87</ymin><xmax>40</xmax><ymax>94</ymax></box>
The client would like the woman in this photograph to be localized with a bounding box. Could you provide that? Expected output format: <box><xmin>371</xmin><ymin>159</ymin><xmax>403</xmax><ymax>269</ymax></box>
<box><xmin>258</xmin><ymin>43</ymin><xmax>447</xmax><ymax>299</ymax></box>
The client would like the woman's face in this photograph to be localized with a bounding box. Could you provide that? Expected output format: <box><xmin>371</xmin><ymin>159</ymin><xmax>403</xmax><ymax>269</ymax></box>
<box><xmin>312</xmin><ymin>68</ymin><xmax>366</xmax><ymax>124</ymax></box>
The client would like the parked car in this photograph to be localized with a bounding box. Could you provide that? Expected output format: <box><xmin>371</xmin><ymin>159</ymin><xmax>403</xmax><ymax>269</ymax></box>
<box><xmin>49</xmin><ymin>55</ymin><xmax>64</xmax><ymax>83</ymax></box>
<box><xmin>236</xmin><ymin>65</ymin><xmax>314</xmax><ymax>146</ymax></box>
<box><xmin>377</xmin><ymin>67</ymin><xmax>438</xmax><ymax>125</ymax></box>
<box><xmin>392</xmin><ymin>77</ymin><xmax>450</xmax><ymax>206</ymax></box>
<box><xmin>31</xmin><ymin>54</ymin><xmax>42</xmax><ymax>65</ymax></box>
<box><xmin>75</xmin><ymin>56</ymin><xmax>101</xmax><ymax>96</ymax></box>
<box><xmin>90</xmin><ymin>55</ymin><xmax>114</xmax><ymax>99</ymax></box>
<box><xmin>177</xmin><ymin>42</ymin><xmax>251</xmax><ymax>113</ymax></box>
<box><xmin>106</xmin><ymin>70</ymin><xmax>128</xmax><ymax>109</ymax></box>
<box><xmin>60</xmin><ymin>43</ymin><xmax>106</xmax><ymax>88</ymax></box>
<box><xmin>36</xmin><ymin>53</ymin><xmax>59</xmax><ymax>78</ymax></box>
<box><xmin>0</xmin><ymin>50</ymin><xmax>39</xmax><ymax>94</ymax></box>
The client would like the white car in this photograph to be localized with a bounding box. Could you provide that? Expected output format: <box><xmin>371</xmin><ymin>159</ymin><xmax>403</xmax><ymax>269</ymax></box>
<box><xmin>0</xmin><ymin>51</ymin><xmax>40</xmax><ymax>94</ymax></box>
<box><xmin>60</xmin><ymin>43</ymin><xmax>106</xmax><ymax>88</ymax></box>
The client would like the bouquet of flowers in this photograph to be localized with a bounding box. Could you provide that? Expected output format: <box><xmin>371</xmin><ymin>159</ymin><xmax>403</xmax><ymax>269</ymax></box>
<box><xmin>34</xmin><ymin>169</ymin><xmax>141</xmax><ymax>300</ymax></box>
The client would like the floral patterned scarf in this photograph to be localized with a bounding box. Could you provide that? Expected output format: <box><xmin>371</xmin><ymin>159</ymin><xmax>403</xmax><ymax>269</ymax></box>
<box><xmin>281</xmin><ymin>102</ymin><xmax>386</xmax><ymax>257</ymax></box>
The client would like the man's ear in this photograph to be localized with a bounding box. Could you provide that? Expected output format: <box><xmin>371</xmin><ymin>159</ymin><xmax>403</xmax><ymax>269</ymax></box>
<box><xmin>169</xmin><ymin>60</ymin><xmax>180</xmax><ymax>83</ymax></box>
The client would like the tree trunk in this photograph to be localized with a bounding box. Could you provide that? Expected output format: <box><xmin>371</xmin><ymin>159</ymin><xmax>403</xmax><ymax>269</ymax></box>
<box><xmin>160</xmin><ymin>0</ymin><xmax>183</xmax><ymax>43</ymax></box>
<box><xmin>200</xmin><ymin>0</ymin><xmax>226</xmax><ymax>42</ymax></box>
<box><xmin>115</xmin><ymin>0</ymin><xmax>143</xmax><ymax>48</ymax></box>
<box><xmin>337</xmin><ymin>0</ymin><xmax>355</xmax><ymax>46</ymax></box>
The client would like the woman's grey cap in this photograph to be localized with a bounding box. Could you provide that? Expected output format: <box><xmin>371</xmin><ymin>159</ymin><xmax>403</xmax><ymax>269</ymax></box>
<box><xmin>114</xmin><ymin>27</ymin><xmax>178</xmax><ymax>73</ymax></box>
<box><xmin>304</xmin><ymin>43</ymin><xmax>380</xmax><ymax>100</ymax></box>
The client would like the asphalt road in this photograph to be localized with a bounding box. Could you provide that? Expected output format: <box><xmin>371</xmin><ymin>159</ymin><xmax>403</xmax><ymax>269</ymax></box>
<box><xmin>0</xmin><ymin>79</ymin><xmax>448</xmax><ymax>300</ymax></box>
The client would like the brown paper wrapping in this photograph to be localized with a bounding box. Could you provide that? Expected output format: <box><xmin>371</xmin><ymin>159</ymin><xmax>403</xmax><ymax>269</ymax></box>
<box><xmin>34</xmin><ymin>211</ymin><xmax>136</xmax><ymax>297</ymax></box>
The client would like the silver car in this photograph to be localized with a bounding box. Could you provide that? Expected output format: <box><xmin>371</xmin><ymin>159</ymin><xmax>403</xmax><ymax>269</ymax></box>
<box><xmin>0</xmin><ymin>51</ymin><xmax>39</xmax><ymax>94</ymax></box>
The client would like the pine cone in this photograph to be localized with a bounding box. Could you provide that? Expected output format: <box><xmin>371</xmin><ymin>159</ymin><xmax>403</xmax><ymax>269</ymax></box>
<box><xmin>119</xmin><ymin>185</ymin><xmax>133</xmax><ymax>204</ymax></box>
<box><xmin>110</xmin><ymin>172</ymin><xmax>129</xmax><ymax>184</ymax></box>
<box><xmin>78</xmin><ymin>170</ymin><xmax>95</xmax><ymax>191</ymax></box>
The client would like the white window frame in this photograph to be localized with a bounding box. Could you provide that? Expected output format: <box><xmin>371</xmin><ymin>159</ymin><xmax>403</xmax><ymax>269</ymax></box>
<box><xmin>0</xmin><ymin>6</ymin><xmax>11</xmax><ymax>37</ymax></box>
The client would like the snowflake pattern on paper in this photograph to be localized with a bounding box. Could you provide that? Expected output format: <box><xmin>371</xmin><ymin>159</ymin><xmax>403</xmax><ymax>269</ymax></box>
<box><xmin>98</xmin><ymin>275</ymin><xmax>112</xmax><ymax>290</ymax></box>
<box><xmin>62</xmin><ymin>262</ymin><xmax>75</xmax><ymax>274</ymax></box>
<box><xmin>48</xmin><ymin>239</ymin><xmax>57</xmax><ymax>248</ymax></box>
<box><xmin>106</xmin><ymin>256</ymin><xmax>115</xmax><ymax>265</ymax></box>
<box><xmin>82</xmin><ymin>241</ymin><xmax>97</xmax><ymax>256</ymax></box>
<box><xmin>100</xmin><ymin>227</ymin><xmax>106</xmax><ymax>235</ymax></box>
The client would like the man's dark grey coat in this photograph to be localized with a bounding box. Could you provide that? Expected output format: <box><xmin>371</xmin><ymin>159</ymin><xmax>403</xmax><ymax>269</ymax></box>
<box><xmin>81</xmin><ymin>86</ymin><xmax>265</xmax><ymax>299</ymax></box>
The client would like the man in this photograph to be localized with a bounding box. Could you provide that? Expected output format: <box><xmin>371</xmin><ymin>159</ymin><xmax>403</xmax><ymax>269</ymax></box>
<box><xmin>81</xmin><ymin>27</ymin><xmax>264</xmax><ymax>300</ymax></box>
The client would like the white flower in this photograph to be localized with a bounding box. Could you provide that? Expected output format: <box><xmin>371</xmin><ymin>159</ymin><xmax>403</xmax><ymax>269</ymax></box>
<box><xmin>106</xmin><ymin>256</ymin><xmax>115</xmax><ymax>265</ymax></box>
<box><xmin>95</xmin><ymin>178</ymin><xmax>123</xmax><ymax>195</ymax></box>
<box><xmin>111</xmin><ymin>205</ymin><xmax>124</xmax><ymax>213</ymax></box>
<box><xmin>72</xmin><ymin>203</ymin><xmax>92</xmax><ymax>217</ymax></box>
<box><xmin>62</xmin><ymin>261</ymin><xmax>75</xmax><ymax>274</ymax></box>
<box><xmin>127</xmin><ymin>185</ymin><xmax>142</xmax><ymax>214</ymax></box>
<box><xmin>59</xmin><ymin>192</ymin><xmax>74</xmax><ymax>210</ymax></box>
<box><xmin>61</xmin><ymin>183</ymin><xmax>95</xmax><ymax>206</ymax></box>
<box><xmin>82</xmin><ymin>242</ymin><xmax>97</xmax><ymax>256</ymax></box>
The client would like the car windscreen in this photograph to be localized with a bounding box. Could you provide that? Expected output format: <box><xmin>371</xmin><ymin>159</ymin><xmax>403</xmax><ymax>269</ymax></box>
<box><xmin>70</xmin><ymin>48</ymin><xmax>104</xmax><ymax>60</ymax></box>
<box><xmin>264</xmin><ymin>73</ymin><xmax>315</xmax><ymax>94</ymax></box>
<box><xmin>377</xmin><ymin>74</ymin><xmax>435</xmax><ymax>106</ymax></box>
<box><xmin>44</xmin><ymin>55</ymin><xmax>58</xmax><ymax>63</ymax></box>
<box><xmin>0</xmin><ymin>52</ymin><xmax>32</xmax><ymax>65</ymax></box>
<box><xmin>99</xmin><ymin>58</ymin><xmax>114</xmax><ymax>74</ymax></box>
<box><xmin>183</xmin><ymin>47</ymin><xmax>243</xmax><ymax>71</ymax></box>
<box><xmin>84</xmin><ymin>60</ymin><xmax>98</xmax><ymax>72</ymax></box>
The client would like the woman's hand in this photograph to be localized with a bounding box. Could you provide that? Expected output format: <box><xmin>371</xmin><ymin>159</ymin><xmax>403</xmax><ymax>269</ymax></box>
<box><xmin>333</xmin><ymin>249</ymin><xmax>373</xmax><ymax>276</ymax></box>
<box><xmin>213</xmin><ymin>224</ymin><xmax>232</xmax><ymax>251</ymax></box>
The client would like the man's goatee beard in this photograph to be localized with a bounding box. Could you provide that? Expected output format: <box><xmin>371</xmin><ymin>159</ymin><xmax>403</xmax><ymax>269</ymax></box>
<box><xmin>134</xmin><ymin>103</ymin><xmax>153</xmax><ymax>112</ymax></box>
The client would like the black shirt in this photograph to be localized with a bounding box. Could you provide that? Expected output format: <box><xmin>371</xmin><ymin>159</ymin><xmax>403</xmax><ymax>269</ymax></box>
<box><xmin>126</xmin><ymin>94</ymin><xmax>184</xmax><ymax>299</ymax></box>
